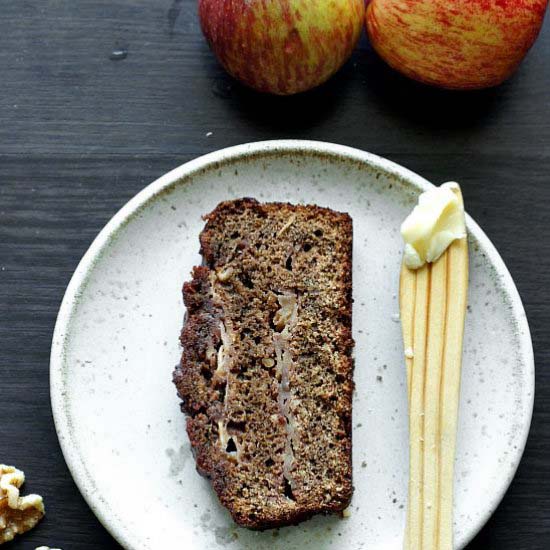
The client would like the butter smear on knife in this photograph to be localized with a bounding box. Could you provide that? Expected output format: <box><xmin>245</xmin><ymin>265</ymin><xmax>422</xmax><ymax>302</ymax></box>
<box><xmin>401</xmin><ymin>182</ymin><xmax>466</xmax><ymax>269</ymax></box>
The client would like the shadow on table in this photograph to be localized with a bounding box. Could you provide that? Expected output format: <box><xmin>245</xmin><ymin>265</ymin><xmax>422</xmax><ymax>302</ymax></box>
<box><xmin>359</xmin><ymin>51</ymin><xmax>509</xmax><ymax>132</ymax></box>
<box><xmin>200</xmin><ymin>34</ymin><xmax>516</xmax><ymax>141</ymax></box>
<box><xmin>204</xmin><ymin>57</ymin><xmax>358</xmax><ymax>135</ymax></box>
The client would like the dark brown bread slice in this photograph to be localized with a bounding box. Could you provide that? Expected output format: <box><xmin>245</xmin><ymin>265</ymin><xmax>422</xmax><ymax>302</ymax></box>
<box><xmin>173</xmin><ymin>198</ymin><xmax>353</xmax><ymax>529</ymax></box>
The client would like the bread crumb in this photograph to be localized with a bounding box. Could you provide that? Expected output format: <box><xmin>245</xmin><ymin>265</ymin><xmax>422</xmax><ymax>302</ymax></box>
<box><xmin>404</xmin><ymin>347</ymin><xmax>414</xmax><ymax>359</ymax></box>
<box><xmin>342</xmin><ymin>507</ymin><xmax>352</xmax><ymax>518</ymax></box>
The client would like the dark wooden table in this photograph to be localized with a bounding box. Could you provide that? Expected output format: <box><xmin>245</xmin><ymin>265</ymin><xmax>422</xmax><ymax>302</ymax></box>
<box><xmin>2</xmin><ymin>2</ymin><xmax>549</xmax><ymax>549</ymax></box>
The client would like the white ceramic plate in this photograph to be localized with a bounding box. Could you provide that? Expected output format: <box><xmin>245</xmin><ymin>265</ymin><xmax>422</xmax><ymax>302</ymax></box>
<box><xmin>51</xmin><ymin>140</ymin><xmax>534</xmax><ymax>550</ymax></box>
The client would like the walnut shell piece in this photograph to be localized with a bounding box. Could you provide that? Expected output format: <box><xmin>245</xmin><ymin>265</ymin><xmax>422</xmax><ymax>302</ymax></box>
<box><xmin>0</xmin><ymin>465</ymin><xmax>45</xmax><ymax>544</ymax></box>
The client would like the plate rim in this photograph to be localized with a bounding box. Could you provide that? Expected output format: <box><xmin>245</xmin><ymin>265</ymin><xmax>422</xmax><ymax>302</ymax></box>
<box><xmin>50</xmin><ymin>139</ymin><xmax>534</xmax><ymax>550</ymax></box>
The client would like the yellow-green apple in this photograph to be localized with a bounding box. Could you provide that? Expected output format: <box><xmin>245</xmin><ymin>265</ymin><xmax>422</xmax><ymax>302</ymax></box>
<box><xmin>199</xmin><ymin>0</ymin><xmax>365</xmax><ymax>95</ymax></box>
<box><xmin>366</xmin><ymin>0</ymin><xmax>548</xmax><ymax>89</ymax></box>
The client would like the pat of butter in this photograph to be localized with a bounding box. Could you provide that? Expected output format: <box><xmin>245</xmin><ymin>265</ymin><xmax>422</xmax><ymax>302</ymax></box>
<box><xmin>401</xmin><ymin>182</ymin><xmax>466</xmax><ymax>269</ymax></box>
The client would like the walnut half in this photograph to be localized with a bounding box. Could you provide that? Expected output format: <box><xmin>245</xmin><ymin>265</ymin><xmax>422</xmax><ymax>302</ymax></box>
<box><xmin>0</xmin><ymin>465</ymin><xmax>45</xmax><ymax>544</ymax></box>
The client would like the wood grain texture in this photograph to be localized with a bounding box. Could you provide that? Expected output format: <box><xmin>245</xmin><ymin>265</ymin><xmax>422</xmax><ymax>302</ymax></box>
<box><xmin>1</xmin><ymin>1</ymin><xmax>549</xmax><ymax>548</ymax></box>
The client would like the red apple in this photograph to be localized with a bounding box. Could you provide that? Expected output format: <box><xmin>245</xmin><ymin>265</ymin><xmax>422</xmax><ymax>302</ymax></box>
<box><xmin>366</xmin><ymin>0</ymin><xmax>548</xmax><ymax>90</ymax></box>
<box><xmin>199</xmin><ymin>0</ymin><xmax>365</xmax><ymax>95</ymax></box>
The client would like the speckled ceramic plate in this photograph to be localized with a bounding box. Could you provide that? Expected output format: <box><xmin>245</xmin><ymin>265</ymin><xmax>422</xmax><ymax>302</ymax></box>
<box><xmin>51</xmin><ymin>140</ymin><xmax>533</xmax><ymax>550</ymax></box>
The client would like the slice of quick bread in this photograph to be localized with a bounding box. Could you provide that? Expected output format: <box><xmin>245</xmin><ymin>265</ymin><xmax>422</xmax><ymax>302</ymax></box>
<box><xmin>173</xmin><ymin>198</ymin><xmax>353</xmax><ymax>529</ymax></box>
